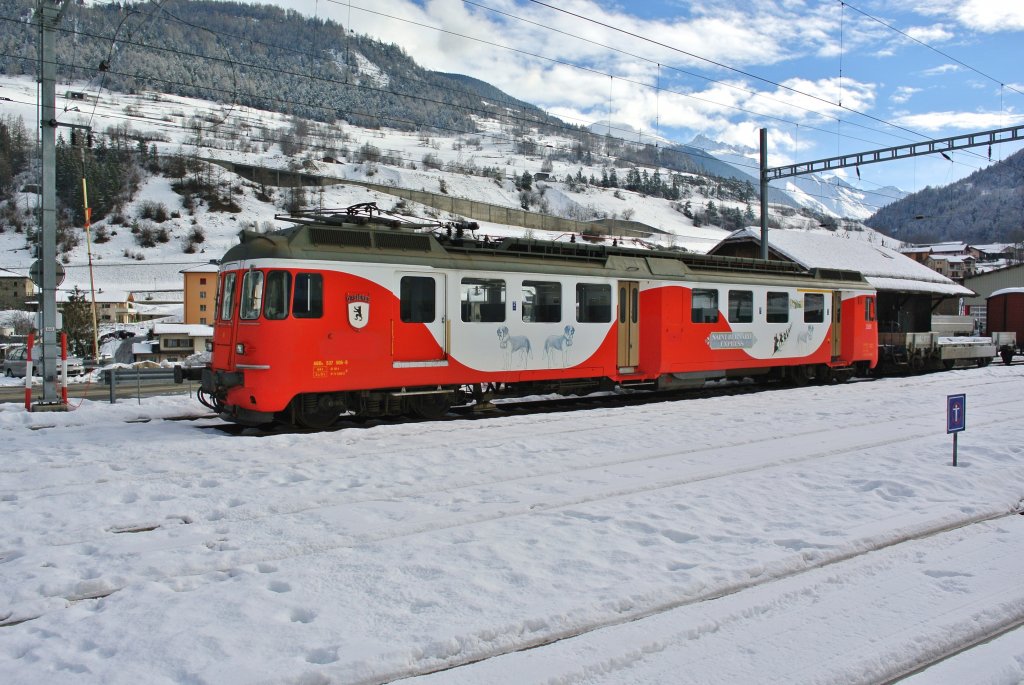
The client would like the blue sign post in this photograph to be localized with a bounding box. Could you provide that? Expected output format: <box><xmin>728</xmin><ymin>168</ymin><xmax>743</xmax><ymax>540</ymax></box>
<box><xmin>946</xmin><ymin>394</ymin><xmax>966</xmax><ymax>466</ymax></box>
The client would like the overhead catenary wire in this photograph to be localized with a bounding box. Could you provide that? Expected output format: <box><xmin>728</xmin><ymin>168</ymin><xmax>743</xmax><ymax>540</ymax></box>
<box><xmin>17</xmin><ymin>1</ymin><xmax>1009</xmax><ymax>186</ymax></box>
<box><xmin>4</xmin><ymin>0</ymin><xmax>1011</xmax><ymax>236</ymax></box>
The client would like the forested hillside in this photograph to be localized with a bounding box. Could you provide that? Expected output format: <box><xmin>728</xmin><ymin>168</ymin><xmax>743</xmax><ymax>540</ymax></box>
<box><xmin>0</xmin><ymin>0</ymin><xmax>557</xmax><ymax>133</ymax></box>
<box><xmin>865</xmin><ymin>147</ymin><xmax>1024</xmax><ymax>244</ymax></box>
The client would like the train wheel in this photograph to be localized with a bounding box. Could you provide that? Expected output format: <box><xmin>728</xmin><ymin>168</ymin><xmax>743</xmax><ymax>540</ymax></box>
<box><xmin>789</xmin><ymin>365</ymin><xmax>811</xmax><ymax>386</ymax></box>
<box><xmin>1001</xmin><ymin>350</ymin><xmax>1013</xmax><ymax>365</ymax></box>
<box><xmin>407</xmin><ymin>394</ymin><xmax>452</xmax><ymax>420</ymax></box>
<box><xmin>977</xmin><ymin>357</ymin><xmax>992</xmax><ymax>368</ymax></box>
<box><xmin>942</xmin><ymin>360</ymin><xmax>956</xmax><ymax>371</ymax></box>
<box><xmin>293</xmin><ymin>394</ymin><xmax>342</xmax><ymax>430</ymax></box>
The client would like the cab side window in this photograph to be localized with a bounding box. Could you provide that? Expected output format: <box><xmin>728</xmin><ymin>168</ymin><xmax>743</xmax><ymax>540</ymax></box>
<box><xmin>400</xmin><ymin>276</ymin><xmax>435</xmax><ymax>323</ymax></box>
<box><xmin>293</xmin><ymin>273</ymin><xmax>323</xmax><ymax>318</ymax></box>
<box><xmin>263</xmin><ymin>271</ymin><xmax>291</xmax><ymax>320</ymax></box>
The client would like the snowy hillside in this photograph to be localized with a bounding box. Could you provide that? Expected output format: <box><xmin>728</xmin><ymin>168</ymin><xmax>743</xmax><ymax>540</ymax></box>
<box><xmin>688</xmin><ymin>134</ymin><xmax>908</xmax><ymax>220</ymax></box>
<box><xmin>0</xmin><ymin>75</ymin><xmax>896</xmax><ymax>296</ymax></box>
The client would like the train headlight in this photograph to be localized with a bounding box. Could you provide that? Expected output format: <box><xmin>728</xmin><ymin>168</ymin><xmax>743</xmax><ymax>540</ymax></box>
<box><xmin>235</xmin><ymin>343</ymin><xmax>245</xmax><ymax>355</ymax></box>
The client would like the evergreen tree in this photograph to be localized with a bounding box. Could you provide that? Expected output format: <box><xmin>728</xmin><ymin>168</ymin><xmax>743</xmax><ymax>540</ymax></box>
<box><xmin>61</xmin><ymin>286</ymin><xmax>94</xmax><ymax>357</ymax></box>
<box><xmin>519</xmin><ymin>170</ymin><xmax>533</xmax><ymax>191</ymax></box>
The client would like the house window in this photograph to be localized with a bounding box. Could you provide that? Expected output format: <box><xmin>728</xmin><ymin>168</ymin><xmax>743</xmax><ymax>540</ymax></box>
<box><xmin>199</xmin><ymin>304</ymin><xmax>207</xmax><ymax>312</ymax></box>
<box><xmin>728</xmin><ymin>290</ymin><xmax>753</xmax><ymax>323</ymax></box>
<box><xmin>522</xmin><ymin>281</ymin><xmax>560</xmax><ymax>322</ymax></box>
<box><xmin>200</xmin><ymin>291</ymin><xmax>207</xmax><ymax>299</ymax></box>
<box><xmin>691</xmin><ymin>288</ymin><xmax>719</xmax><ymax>323</ymax></box>
<box><xmin>400</xmin><ymin>276</ymin><xmax>435</xmax><ymax>323</ymax></box>
<box><xmin>804</xmin><ymin>293</ymin><xmax>825</xmax><ymax>323</ymax></box>
<box><xmin>461</xmin><ymin>278</ymin><xmax>505</xmax><ymax>322</ymax></box>
<box><xmin>576</xmin><ymin>283</ymin><xmax>611</xmax><ymax>323</ymax></box>
<box><xmin>200</xmin><ymin>277</ymin><xmax>207</xmax><ymax>285</ymax></box>
<box><xmin>767</xmin><ymin>292</ymin><xmax>789</xmax><ymax>323</ymax></box>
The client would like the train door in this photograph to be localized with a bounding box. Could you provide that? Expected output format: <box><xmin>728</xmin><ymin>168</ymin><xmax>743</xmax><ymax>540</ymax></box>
<box><xmin>394</xmin><ymin>273</ymin><xmax>448</xmax><ymax>363</ymax></box>
<box><xmin>617</xmin><ymin>281</ymin><xmax>640</xmax><ymax>370</ymax></box>
<box><xmin>831</xmin><ymin>291</ymin><xmax>842</xmax><ymax>357</ymax></box>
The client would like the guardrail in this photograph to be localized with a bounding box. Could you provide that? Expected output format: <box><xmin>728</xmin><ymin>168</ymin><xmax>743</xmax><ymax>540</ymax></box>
<box><xmin>101</xmin><ymin>367</ymin><xmax>193</xmax><ymax>404</ymax></box>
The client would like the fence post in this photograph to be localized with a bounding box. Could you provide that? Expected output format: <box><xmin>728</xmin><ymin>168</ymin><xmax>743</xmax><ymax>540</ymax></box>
<box><xmin>136</xmin><ymin>367</ymin><xmax>142</xmax><ymax>405</ymax></box>
<box><xmin>108</xmin><ymin>369</ymin><xmax>116</xmax><ymax>404</ymax></box>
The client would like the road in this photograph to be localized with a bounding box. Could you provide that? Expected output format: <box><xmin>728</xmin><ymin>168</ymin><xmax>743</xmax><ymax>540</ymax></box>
<box><xmin>0</xmin><ymin>378</ymin><xmax>198</xmax><ymax>405</ymax></box>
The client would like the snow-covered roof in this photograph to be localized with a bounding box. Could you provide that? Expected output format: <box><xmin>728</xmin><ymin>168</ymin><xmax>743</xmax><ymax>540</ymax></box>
<box><xmin>716</xmin><ymin>228</ymin><xmax>973</xmax><ymax>296</ymax></box>
<box><xmin>134</xmin><ymin>302</ymin><xmax>181</xmax><ymax>317</ymax></box>
<box><xmin>132</xmin><ymin>341</ymin><xmax>158</xmax><ymax>355</ymax></box>
<box><xmin>990</xmin><ymin>287</ymin><xmax>1024</xmax><ymax>298</ymax></box>
<box><xmin>0</xmin><ymin>267</ymin><xmax>29</xmax><ymax>279</ymax></box>
<box><xmin>928</xmin><ymin>242</ymin><xmax>969</xmax><ymax>253</ymax></box>
<box><xmin>132</xmin><ymin>290</ymin><xmax>184</xmax><ymax>303</ymax></box>
<box><xmin>152</xmin><ymin>323</ymin><xmax>213</xmax><ymax>337</ymax></box>
<box><xmin>974</xmin><ymin>243</ymin><xmax>1013</xmax><ymax>253</ymax></box>
<box><xmin>56</xmin><ymin>289</ymin><xmax>134</xmax><ymax>304</ymax></box>
<box><xmin>931</xmin><ymin>254</ymin><xmax>975</xmax><ymax>264</ymax></box>
<box><xmin>180</xmin><ymin>262</ymin><xmax>220</xmax><ymax>274</ymax></box>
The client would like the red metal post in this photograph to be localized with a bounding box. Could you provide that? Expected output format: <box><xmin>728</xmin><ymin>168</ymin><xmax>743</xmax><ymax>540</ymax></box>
<box><xmin>61</xmin><ymin>331</ymin><xmax>68</xmax><ymax>404</ymax></box>
<box><xmin>25</xmin><ymin>331</ymin><xmax>34</xmax><ymax>411</ymax></box>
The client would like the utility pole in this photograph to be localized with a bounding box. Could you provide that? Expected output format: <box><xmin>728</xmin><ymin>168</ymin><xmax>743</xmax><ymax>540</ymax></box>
<box><xmin>35</xmin><ymin>0</ymin><xmax>69</xmax><ymax>409</ymax></box>
<box><xmin>759</xmin><ymin>128</ymin><xmax>769</xmax><ymax>261</ymax></box>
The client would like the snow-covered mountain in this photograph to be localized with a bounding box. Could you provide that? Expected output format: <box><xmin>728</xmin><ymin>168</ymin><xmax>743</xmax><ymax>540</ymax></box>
<box><xmin>0</xmin><ymin>75</ymin><xmax>898</xmax><ymax>301</ymax></box>
<box><xmin>687</xmin><ymin>135</ymin><xmax>908</xmax><ymax>220</ymax></box>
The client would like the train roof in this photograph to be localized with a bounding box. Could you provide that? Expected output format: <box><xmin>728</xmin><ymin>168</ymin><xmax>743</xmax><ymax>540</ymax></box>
<box><xmin>221</xmin><ymin>208</ymin><xmax>872</xmax><ymax>289</ymax></box>
<box><xmin>713</xmin><ymin>228</ymin><xmax>973</xmax><ymax>297</ymax></box>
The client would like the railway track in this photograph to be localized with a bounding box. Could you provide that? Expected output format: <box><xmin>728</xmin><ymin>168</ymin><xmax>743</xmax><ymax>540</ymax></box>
<box><xmin>3</xmin><ymin>384</ymin><xmax>1021</xmax><ymax>631</ymax></box>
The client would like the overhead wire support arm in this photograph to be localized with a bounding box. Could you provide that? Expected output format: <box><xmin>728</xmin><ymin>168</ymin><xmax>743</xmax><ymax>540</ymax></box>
<box><xmin>765</xmin><ymin>124</ymin><xmax>1024</xmax><ymax>181</ymax></box>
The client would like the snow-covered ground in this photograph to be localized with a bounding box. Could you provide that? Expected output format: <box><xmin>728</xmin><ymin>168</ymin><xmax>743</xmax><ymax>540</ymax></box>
<box><xmin>2</xmin><ymin>365</ymin><xmax>1023</xmax><ymax>684</ymax></box>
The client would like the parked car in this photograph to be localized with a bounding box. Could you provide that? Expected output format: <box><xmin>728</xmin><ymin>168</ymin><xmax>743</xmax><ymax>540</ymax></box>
<box><xmin>2</xmin><ymin>345</ymin><xmax>85</xmax><ymax>378</ymax></box>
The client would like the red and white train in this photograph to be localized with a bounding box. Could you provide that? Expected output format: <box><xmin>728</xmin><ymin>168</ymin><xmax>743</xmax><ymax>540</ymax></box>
<box><xmin>180</xmin><ymin>206</ymin><xmax>878</xmax><ymax>427</ymax></box>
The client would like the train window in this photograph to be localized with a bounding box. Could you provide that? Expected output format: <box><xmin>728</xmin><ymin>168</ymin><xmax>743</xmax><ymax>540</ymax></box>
<box><xmin>865</xmin><ymin>296</ymin><xmax>876</xmax><ymax>322</ymax></box>
<box><xmin>804</xmin><ymin>293</ymin><xmax>825</xmax><ymax>323</ymax></box>
<box><xmin>400</xmin><ymin>276</ymin><xmax>435</xmax><ymax>323</ymax></box>
<box><xmin>576</xmin><ymin>283</ymin><xmax>611</xmax><ymax>323</ymax></box>
<box><xmin>461</xmin><ymin>278</ymin><xmax>506</xmax><ymax>322</ymax></box>
<box><xmin>766</xmin><ymin>292</ymin><xmax>789</xmax><ymax>323</ymax></box>
<box><xmin>293</xmin><ymin>273</ymin><xmax>323</xmax><ymax>318</ymax></box>
<box><xmin>691</xmin><ymin>289</ymin><xmax>719</xmax><ymax>324</ymax></box>
<box><xmin>522</xmin><ymin>281</ymin><xmax>560</xmax><ymax>323</ymax></box>
<box><xmin>728</xmin><ymin>290</ymin><xmax>753</xmax><ymax>323</ymax></box>
<box><xmin>263</xmin><ymin>271</ymin><xmax>291</xmax><ymax>320</ymax></box>
<box><xmin>239</xmin><ymin>270</ymin><xmax>264</xmax><ymax>320</ymax></box>
<box><xmin>219</xmin><ymin>273</ymin><xmax>236</xmax><ymax>321</ymax></box>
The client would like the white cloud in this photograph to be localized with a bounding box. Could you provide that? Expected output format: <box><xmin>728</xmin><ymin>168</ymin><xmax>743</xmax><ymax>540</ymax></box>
<box><xmin>905</xmin><ymin>24</ymin><xmax>954</xmax><ymax>43</ymax></box>
<box><xmin>921</xmin><ymin>64</ymin><xmax>962</xmax><ymax>77</ymax></box>
<box><xmin>901</xmin><ymin>0</ymin><xmax>1024</xmax><ymax>32</ymax></box>
<box><xmin>892</xmin><ymin>110</ymin><xmax>1024</xmax><ymax>132</ymax></box>
<box><xmin>891</xmin><ymin>86</ymin><xmax>921</xmax><ymax>105</ymax></box>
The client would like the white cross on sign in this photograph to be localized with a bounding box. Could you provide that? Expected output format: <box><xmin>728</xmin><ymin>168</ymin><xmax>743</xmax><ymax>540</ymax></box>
<box><xmin>946</xmin><ymin>394</ymin><xmax>966</xmax><ymax>434</ymax></box>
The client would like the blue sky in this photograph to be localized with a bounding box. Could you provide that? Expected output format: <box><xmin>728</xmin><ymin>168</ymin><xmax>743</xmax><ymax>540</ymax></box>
<box><xmin>263</xmin><ymin>1</ymin><xmax>1024</xmax><ymax>196</ymax></box>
